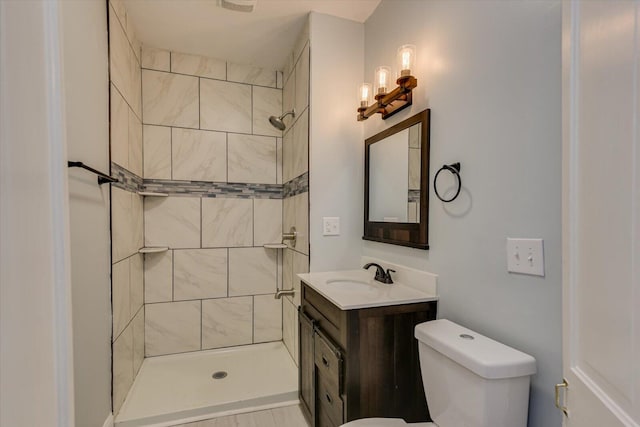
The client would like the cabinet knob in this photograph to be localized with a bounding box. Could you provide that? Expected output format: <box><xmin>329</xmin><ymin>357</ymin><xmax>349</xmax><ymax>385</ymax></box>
<box><xmin>325</xmin><ymin>393</ymin><xmax>332</xmax><ymax>404</ymax></box>
<box><xmin>322</xmin><ymin>355</ymin><xmax>329</xmax><ymax>367</ymax></box>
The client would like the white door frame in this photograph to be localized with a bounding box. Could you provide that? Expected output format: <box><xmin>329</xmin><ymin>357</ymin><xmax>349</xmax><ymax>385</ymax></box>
<box><xmin>0</xmin><ymin>1</ymin><xmax>75</xmax><ymax>425</ymax></box>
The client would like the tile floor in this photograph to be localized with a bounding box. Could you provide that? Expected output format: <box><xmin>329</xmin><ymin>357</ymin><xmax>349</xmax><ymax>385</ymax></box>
<box><xmin>171</xmin><ymin>404</ymin><xmax>310</xmax><ymax>427</ymax></box>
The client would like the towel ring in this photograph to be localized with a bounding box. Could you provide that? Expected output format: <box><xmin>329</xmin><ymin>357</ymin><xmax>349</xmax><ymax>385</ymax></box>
<box><xmin>434</xmin><ymin>162</ymin><xmax>461</xmax><ymax>203</ymax></box>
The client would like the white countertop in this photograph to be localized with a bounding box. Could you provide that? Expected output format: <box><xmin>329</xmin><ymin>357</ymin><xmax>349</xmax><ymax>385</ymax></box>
<box><xmin>297</xmin><ymin>269</ymin><xmax>438</xmax><ymax>310</ymax></box>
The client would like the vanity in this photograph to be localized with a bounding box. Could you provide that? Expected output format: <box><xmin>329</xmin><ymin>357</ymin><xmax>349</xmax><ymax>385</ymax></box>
<box><xmin>297</xmin><ymin>269</ymin><xmax>438</xmax><ymax>427</ymax></box>
<box><xmin>295</xmin><ymin>109</ymin><xmax>436</xmax><ymax>426</ymax></box>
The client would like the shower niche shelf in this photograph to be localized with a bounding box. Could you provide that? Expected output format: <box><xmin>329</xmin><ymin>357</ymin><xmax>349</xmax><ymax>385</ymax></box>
<box><xmin>139</xmin><ymin>247</ymin><xmax>169</xmax><ymax>254</ymax></box>
<box><xmin>263</xmin><ymin>243</ymin><xmax>288</xmax><ymax>249</ymax></box>
<box><xmin>137</xmin><ymin>191</ymin><xmax>169</xmax><ymax>197</ymax></box>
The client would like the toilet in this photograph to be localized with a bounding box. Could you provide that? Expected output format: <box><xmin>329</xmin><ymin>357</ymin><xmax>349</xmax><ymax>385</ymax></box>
<box><xmin>341</xmin><ymin>319</ymin><xmax>536</xmax><ymax>427</ymax></box>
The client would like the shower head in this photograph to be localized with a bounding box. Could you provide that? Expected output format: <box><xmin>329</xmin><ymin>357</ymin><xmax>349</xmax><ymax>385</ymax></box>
<box><xmin>268</xmin><ymin>110</ymin><xmax>296</xmax><ymax>131</ymax></box>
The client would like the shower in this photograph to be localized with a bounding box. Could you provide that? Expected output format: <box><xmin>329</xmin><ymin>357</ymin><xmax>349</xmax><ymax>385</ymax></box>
<box><xmin>106</xmin><ymin>1</ymin><xmax>310</xmax><ymax>423</ymax></box>
<box><xmin>268</xmin><ymin>109</ymin><xmax>296</xmax><ymax>131</ymax></box>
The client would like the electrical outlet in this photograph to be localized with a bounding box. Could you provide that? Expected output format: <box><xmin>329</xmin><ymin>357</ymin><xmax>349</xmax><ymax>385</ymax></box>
<box><xmin>323</xmin><ymin>217</ymin><xmax>340</xmax><ymax>236</ymax></box>
<box><xmin>506</xmin><ymin>238</ymin><xmax>544</xmax><ymax>276</ymax></box>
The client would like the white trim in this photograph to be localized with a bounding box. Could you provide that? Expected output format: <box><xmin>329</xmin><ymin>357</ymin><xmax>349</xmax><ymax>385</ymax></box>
<box><xmin>562</xmin><ymin>0</ymin><xmax>581</xmax><ymax>372</ymax></box>
<box><xmin>0</xmin><ymin>0</ymin><xmax>74</xmax><ymax>425</ymax></box>
<box><xmin>43</xmin><ymin>1</ymin><xmax>76</xmax><ymax>423</ymax></box>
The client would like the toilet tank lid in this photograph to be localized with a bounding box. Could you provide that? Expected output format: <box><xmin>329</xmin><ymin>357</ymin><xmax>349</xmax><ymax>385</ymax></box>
<box><xmin>415</xmin><ymin>319</ymin><xmax>536</xmax><ymax>379</ymax></box>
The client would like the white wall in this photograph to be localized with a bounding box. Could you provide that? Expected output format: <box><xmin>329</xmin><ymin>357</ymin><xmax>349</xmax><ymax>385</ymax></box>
<box><xmin>362</xmin><ymin>2</ymin><xmax>562</xmax><ymax>427</ymax></box>
<box><xmin>309</xmin><ymin>13</ymin><xmax>364</xmax><ymax>272</ymax></box>
<box><xmin>60</xmin><ymin>1</ymin><xmax>113</xmax><ymax>426</ymax></box>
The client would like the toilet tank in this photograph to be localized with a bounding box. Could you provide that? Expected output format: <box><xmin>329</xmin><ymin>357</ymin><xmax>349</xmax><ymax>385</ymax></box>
<box><xmin>414</xmin><ymin>320</ymin><xmax>536</xmax><ymax>427</ymax></box>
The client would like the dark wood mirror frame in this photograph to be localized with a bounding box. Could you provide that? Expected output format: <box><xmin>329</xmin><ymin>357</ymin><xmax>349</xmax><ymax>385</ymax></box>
<box><xmin>363</xmin><ymin>109</ymin><xmax>430</xmax><ymax>249</ymax></box>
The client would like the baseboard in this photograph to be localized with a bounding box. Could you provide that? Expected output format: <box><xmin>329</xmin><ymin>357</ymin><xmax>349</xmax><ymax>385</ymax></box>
<box><xmin>103</xmin><ymin>412</ymin><xmax>114</xmax><ymax>427</ymax></box>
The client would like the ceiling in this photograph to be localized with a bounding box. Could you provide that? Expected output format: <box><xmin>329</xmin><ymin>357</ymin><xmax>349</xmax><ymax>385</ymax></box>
<box><xmin>123</xmin><ymin>0</ymin><xmax>381</xmax><ymax>71</ymax></box>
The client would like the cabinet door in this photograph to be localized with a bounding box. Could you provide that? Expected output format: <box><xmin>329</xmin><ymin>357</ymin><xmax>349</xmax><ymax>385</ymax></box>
<box><xmin>299</xmin><ymin>309</ymin><xmax>316</xmax><ymax>423</ymax></box>
<box><xmin>345</xmin><ymin>305</ymin><xmax>434</xmax><ymax>422</ymax></box>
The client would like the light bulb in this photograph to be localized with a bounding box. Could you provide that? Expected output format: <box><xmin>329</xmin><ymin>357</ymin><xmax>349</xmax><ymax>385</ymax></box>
<box><xmin>359</xmin><ymin>83</ymin><xmax>372</xmax><ymax>108</ymax></box>
<box><xmin>374</xmin><ymin>66</ymin><xmax>391</xmax><ymax>95</ymax></box>
<box><xmin>402</xmin><ymin>51</ymin><xmax>411</xmax><ymax>70</ymax></box>
<box><xmin>397</xmin><ymin>44</ymin><xmax>416</xmax><ymax>77</ymax></box>
<box><xmin>379</xmin><ymin>70</ymin><xmax>386</xmax><ymax>86</ymax></box>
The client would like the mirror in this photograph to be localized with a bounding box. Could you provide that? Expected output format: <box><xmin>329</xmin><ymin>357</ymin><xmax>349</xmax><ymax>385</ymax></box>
<box><xmin>364</xmin><ymin>110</ymin><xmax>430</xmax><ymax>249</ymax></box>
<box><xmin>368</xmin><ymin>123</ymin><xmax>422</xmax><ymax>223</ymax></box>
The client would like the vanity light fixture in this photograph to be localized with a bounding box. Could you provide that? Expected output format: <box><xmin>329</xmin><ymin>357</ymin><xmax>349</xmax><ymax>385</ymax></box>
<box><xmin>358</xmin><ymin>45</ymin><xmax>418</xmax><ymax>121</ymax></box>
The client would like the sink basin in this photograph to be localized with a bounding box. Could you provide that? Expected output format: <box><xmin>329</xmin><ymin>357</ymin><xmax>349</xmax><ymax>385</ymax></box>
<box><xmin>325</xmin><ymin>278</ymin><xmax>378</xmax><ymax>292</ymax></box>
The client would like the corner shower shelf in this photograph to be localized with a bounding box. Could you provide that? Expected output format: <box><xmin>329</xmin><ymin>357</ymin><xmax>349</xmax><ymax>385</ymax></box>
<box><xmin>263</xmin><ymin>243</ymin><xmax>288</xmax><ymax>249</ymax></box>
<box><xmin>138</xmin><ymin>247</ymin><xmax>169</xmax><ymax>254</ymax></box>
<box><xmin>137</xmin><ymin>191</ymin><xmax>169</xmax><ymax>197</ymax></box>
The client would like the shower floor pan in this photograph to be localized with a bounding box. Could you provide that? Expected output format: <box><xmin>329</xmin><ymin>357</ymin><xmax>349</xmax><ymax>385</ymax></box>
<box><xmin>115</xmin><ymin>341</ymin><xmax>299</xmax><ymax>427</ymax></box>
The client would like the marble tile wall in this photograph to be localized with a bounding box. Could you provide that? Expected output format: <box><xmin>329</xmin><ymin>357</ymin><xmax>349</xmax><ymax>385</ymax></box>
<box><xmin>280</xmin><ymin>29</ymin><xmax>311</xmax><ymax>366</ymax></box>
<box><xmin>109</xmin><ymin>1</ymin><xmax>142</xmax><ymax>177</ymax></box>
<box><xmin>142</xmin><ymin>196</ymin><xmax>284</xmax><ymax>357</ymax></box>
<box><xmin>109</xmin><ymin>0</ymin><xmax>144</xmax><ymax>416</ymax></box>
<box><xmin>140</xmin><ymin>46</ymin><xmax>287</xmax><ymax>358</ymax></box>
<box><xmin>140</xmin><ymin>46</ymin><xmax>283</xmax><ymax>186</ymax></box>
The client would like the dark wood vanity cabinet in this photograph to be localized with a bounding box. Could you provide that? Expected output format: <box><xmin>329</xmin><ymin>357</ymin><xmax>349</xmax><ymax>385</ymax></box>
<box><xmin>298</xmin><ymin>283</ymin><xmax>437</xmax><ymax>426</ymax></box>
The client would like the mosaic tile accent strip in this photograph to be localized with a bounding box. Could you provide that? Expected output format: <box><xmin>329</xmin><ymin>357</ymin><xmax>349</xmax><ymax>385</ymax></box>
<box><xmin>112</xmin><ymin>161</ymin><xmax>284</xmax><ymax>198</ymax></box>
<box><xmin>112</xmin><ymin>162</ymin><xmax>143</xmax><ymax>192</ymax></box>
<box><xmin>143</xmin><ymin>179</ymin><xmax>283</xmax><ymax>199</ymax></box>
<box><xmin>283</xmin><ymin>172</ymin><xmax>309</xmax><ymax>198</ymax></box>
<box><xmin>408</xmin><ymin>189</ymin><xmax>421</xmax><ymax>203</ymax></box>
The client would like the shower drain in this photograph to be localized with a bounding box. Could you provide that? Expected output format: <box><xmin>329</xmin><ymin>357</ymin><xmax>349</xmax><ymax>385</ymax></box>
<box><xmin>212</xmin><ymin>371</ymin><xmax>228</xmax><ymax>380</ymax></box>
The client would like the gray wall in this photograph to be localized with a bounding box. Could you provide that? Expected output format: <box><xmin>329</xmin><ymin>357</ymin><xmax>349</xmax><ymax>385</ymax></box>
<box><xmin>362</xmin><ymin>2</ymin><xmax>562</xmax><ymax>427</ymax></box>
<box><xmin>61</xmin><ymin>0</ymin><xmax>112</xmax><ymax>425</ymax></box>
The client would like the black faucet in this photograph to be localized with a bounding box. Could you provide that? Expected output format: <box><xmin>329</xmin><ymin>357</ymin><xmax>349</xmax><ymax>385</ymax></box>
<box><xmin>363</xmin><ymin>263</ymin><xmax>395</xmax><ymax>284</ymax></box>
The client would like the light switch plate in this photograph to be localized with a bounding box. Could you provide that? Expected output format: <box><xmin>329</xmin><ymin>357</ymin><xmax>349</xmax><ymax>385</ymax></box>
<box><xmin>323</xmin><ymin>217</ymin><xmax>340</xmax><ymax>236</ymax></box>
<box><xmin>506</xmin><ymin>238</ymin><xmax>544</xmax><ymax>276</ymax></box>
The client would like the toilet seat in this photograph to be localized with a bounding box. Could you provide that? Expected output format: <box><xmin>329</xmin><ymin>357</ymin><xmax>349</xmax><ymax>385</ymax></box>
<box><xmin>340</xmin><ymin>418</ymin><xmax>436</xmax><ymax>427</ymax></box>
